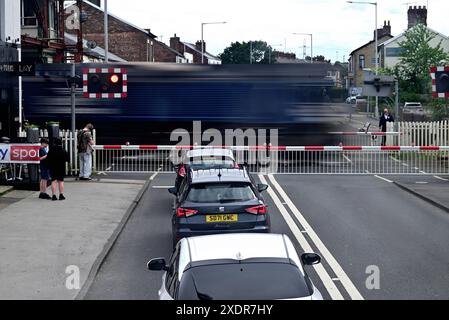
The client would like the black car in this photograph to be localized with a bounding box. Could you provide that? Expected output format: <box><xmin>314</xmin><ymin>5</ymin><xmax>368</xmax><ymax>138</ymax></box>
<box><xmin>169</xmin><ymin>168</ymin><xmax>270</xmax><ymax>246</ymax></box>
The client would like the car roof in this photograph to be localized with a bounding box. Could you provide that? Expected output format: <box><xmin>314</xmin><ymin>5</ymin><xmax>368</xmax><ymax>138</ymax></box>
<box><xmin>183</xmin><ymin>233</ymin><xmax>301</xmax><ymax>266</ymax></box>
<box><xmin>176</xmin><ymin>234</ymin><xmax>304</xmax><ymax>282</ymax></box>
<box><xmin>189</xmin><ymin>168</ymin><xmax>251</xmax><ymax>184</ymax></box>
<box><xmin>185</xmin><ymin>148</ymin><xmax>235</xmax><ymax>160</ymax></box>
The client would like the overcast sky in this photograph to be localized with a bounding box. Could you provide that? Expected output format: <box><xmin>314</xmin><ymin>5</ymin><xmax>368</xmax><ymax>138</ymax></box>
<box><xmin>101</xmin><ymin>0</ymin><xmax>448</xmax><ymax>62</ymax></box>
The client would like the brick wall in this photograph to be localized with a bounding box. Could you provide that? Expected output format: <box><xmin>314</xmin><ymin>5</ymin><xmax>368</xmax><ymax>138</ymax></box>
<box><xmin>80</xmin><ymin>3</ymin><xmax>180</xmax><ymax>62</ymax></box>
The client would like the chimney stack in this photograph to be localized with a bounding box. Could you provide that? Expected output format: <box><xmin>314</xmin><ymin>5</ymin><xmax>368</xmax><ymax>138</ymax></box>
<box><xmin>170</xmin><ymin>34</ymin><xmax>184</xmax><ymax>54</ymax></box>
<box><xmin>408</xmin><ymin>5</ymin><xmax>427</xmax><ymax>29</ymax></box>
<box><xmin>195</xmin><ymin>40</ymin><xmax>205</xmax><ymax>53</ymax></box>
<box><xmin>374</xmin><ymin>20</ymin><xmax>392</xmax><ymax>40</ymax></box>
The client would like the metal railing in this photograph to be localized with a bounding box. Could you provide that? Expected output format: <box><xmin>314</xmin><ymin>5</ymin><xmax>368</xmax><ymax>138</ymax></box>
<box><xmin>93</xmin><ymin>145</ymin><xmax>449</xmax><ymax>175</ymax></box>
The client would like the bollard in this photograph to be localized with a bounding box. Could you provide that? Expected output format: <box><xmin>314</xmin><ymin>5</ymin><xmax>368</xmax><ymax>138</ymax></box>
<box><xmin>26</xmin><ymin>127</ymin><xmax>40</xmax><ymax>189</ymax></box>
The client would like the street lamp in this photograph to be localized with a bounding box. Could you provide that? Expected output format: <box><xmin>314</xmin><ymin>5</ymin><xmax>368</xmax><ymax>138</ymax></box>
<box><xmin>104</xmin><ymin>0</ymin><xmax>109</xmax><ymax>63</ymax></box>
<box><xmin>293</xmin><ymin>33</ymin><xmax>313</xmax><ymax>63</ymax></box>
<box><xmin>201</xmin><ymin>21</ymin><xmax>227</xmax><ymax>64</ymax></box>
<box><xmin>347</xmin><ymin>1</ymin><xmax>379</xmax><ymax>116</ymax></box>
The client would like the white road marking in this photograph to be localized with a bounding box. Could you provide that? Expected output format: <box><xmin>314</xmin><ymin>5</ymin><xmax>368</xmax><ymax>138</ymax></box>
<box><xmin>415</xmin><ymin>181</ymin><xmax>429</xmax><ymax>184</ymax></box>
<box><xmin>434</xmin><ymin>176</ymin><xmax>449</xmax><ymax>182</ymax></box>
<box><xmin>150</xmin><ymin>171</ymin><xmax>159</xmax><ymax>181</ymax></box>
<box><xmin>152</xmin><ymin>186</ymin><xmax>174</xmax><ymax>189</ymax></box>
<box><xmin>267</xmin><ymin>174</ymin><xmax>365</xmax><ymax>300</ymax></box>
<box><xmin>258</xmin><ymin>175</ymin><xmax>344</xmax><ymax>300</ymax></box>
<box><xmin>374</xmin><ymin>175</ymin><xmax>393</xmax><ymax>183</ymax></box>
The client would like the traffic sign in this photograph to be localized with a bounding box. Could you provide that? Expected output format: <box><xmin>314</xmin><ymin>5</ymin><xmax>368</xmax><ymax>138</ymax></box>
<box><xmin>83</xmin><ymin>68</ymin><xmax>128</xmax><ymax>99</ymax></box>
<box><xmin>431</xmin><ymin>66</ymin><xmax>449</xmax><ymax>98</ymax></box>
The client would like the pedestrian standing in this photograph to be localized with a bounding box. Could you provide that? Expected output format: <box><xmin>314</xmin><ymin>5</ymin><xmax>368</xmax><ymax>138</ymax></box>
<box><xmin>47</xmin><ymin>138</ymin><xmax>70</xmax><ymax>201</ymax></box>
<box><xmin>39</xmin><ymin>138</ymin><xmax>51</xmax><ymax>200</ymax></box>
<box><xmin>77</xmin><ymin>123</ymin><xmax>95</xmax><ymax>181</ymax></box>
<box><xmin>379</xmin><ymin>108</ymin><xmax>395</xmax><ymax>146</ymax></box>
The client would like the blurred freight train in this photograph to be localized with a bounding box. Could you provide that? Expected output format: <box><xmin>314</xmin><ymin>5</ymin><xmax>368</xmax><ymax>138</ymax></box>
<box><xmin>22</xmin><ymin>63</ymin><xmax>344</xmax><ymax>145</ymax></box>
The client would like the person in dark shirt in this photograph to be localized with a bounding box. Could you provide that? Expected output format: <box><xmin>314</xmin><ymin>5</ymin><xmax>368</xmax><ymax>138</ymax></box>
<box><xmin>39</xmin><ymin>138</ymin><xmax>51</xmax><ymax>200</ymax></box>
<box><xmin>379</xmin><ymin>108</ymin><xmax>395</xmax><ymax>146</ymax></box>
<box><xmin>47</xmin><ymin>138</ymin><xmax>70</xmax><ymax>201</ymax></box>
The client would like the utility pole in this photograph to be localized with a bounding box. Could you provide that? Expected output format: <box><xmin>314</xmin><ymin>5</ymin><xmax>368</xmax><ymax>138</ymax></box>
<box><xmin>70</xmin><ymin>63</ymin><xmax>77</xmax><ymax>174</ymax></box>
<box><xmin>104</xmin><ymin>0</ymin><xmax>109</xmax><ymax>63</ymax></box>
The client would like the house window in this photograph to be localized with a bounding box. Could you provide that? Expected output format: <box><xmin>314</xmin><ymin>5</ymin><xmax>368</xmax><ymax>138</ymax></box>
<box><xmin>386</xmin><ymin>47</ymin><xmax>402</xmax><ymax>57</ymax></box>
<box><xmin>48</xmin><ymin>0</ymin><xmax>59</xmax><ymax>38</ymax></box>
<box><xmin>358</xmin><ymin>54</ymin><xmax>365</xmax><ymax>69</ymax></box>
<box><xmin>22</xmin><ymin>0</ymin><xmax>38</xmax><ymax>27</ymax></box>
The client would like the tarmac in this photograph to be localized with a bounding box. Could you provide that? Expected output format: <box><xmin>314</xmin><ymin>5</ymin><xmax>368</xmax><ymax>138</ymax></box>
<box><xmin>0</xmin><ymin>177</ymin><xmax>148</xmax><ymax>300</ymax></box>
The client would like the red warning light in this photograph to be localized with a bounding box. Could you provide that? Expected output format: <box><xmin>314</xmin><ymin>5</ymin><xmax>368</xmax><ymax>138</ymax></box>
<box><xmin>110</xmin><ymin>74</ymin><xmax>119</xmax><ymax>84</ymax></box>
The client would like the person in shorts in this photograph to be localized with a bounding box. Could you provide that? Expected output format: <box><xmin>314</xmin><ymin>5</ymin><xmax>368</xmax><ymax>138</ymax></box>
<box><xmin>47</xmin><ymin>138</ymin><xmax>70</xmax><ymax>201</ymax></box>
<box><xmin>39</xmin><ymin>138</ymin><xmax>51</xmax><ymax>200</ymax></box>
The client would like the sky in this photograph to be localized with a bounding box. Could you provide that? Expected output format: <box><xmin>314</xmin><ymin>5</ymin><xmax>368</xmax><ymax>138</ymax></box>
<box><xmin>100</xmin><ymin>0</ymin><xmax>449</xmax><ymax>62</ymax></box>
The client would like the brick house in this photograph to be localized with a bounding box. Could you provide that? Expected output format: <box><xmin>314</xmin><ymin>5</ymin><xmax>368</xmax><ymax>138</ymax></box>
<box><xmin>78</xmin><ymin>1</ymin><xmax>185</xmax><ymax>63</ymax></box>
<box><xmin>348</xmin><ymin>21</ymin><xmax>393</xmax><ymax>94</ymax></box>
<box><xmin>169</xmin><ymin>34</ymin><xmax>221</xmax><ymax>64</ymax></box>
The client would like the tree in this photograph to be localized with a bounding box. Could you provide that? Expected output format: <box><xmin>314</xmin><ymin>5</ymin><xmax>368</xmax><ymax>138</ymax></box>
<box><xmin>396</xmin><ymin>23</ymin><xmax>449</xmax><ymax>94</ymax></box>
<box><xmin>219</xmin><ymin>41</ymin><xmax>276</xmax><ymax>64</ymax></box>
<box><xmin>305</xmin><ymin>55</ymin><xmax>331</xmax><ymax>63</ymax></box>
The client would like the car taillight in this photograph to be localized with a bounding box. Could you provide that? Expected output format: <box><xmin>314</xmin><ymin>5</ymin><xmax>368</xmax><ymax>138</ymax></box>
<box><xmin>178</xmin><ymin>164</ymin><xmax>186</xmax><ymax>177</ymax></box>
<box><xmin>233</xmin><ymin>162</ymin><xmax>241</xmax><ymax>169</ymax></box>
<box><xmin>177</xmin><ymin>208</ymin><xmax>198</xmax><ymax>218</ymax></box>
<box><xmin>245</xmin><ymin>205</ymin><xmax>267</xmax><ymax>215</ymax></box>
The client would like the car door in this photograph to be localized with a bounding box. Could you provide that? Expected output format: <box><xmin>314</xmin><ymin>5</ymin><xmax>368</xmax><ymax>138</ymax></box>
<box><xmin>164</xmin><ymin>244</ymin><xmax>181</xmax><ymax>299</ymax></box>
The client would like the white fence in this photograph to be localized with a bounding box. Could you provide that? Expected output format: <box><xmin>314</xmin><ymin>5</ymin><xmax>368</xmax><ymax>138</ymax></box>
<box><xmin>399</xmin><ymin>121</ymin><xmax>449</xmax><ymax>147</ymax></box>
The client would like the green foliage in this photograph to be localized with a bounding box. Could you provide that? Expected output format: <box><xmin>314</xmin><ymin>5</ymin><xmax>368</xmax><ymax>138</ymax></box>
<box><xmin>429</xmin><ymin>98</ymin><xmax>449</xmax><ymax>121</ymax></box>
<box><xmin>305</xmin><ymin>55</ymin><xmax>331</xmax><ymax>63</ymax></box>
<box><xmin>219</xmin><ymin>41</ymin><xmax>276</xmax><ymax>64</ymax></box>
<box><xmin>396</xmin><ymin>24</ymin><xmax>449</xmax><ymax>94</ymax></box>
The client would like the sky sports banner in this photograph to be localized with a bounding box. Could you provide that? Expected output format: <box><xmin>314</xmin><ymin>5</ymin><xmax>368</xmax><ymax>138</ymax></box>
<box><xmin>0</xmin><ymin>144</ymin><xmax>41</xmax><ymax>164</ymax></box>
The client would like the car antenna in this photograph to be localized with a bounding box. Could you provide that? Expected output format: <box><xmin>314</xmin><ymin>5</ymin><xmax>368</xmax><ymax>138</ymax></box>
<box><xmin>218</xmin><ymin>168</ymin><xmax>222</xmax><ymax>180</ymax></box>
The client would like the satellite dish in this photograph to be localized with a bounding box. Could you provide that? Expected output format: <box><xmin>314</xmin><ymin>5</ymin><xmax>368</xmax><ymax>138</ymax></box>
<box><xmin>87</xmin><ymin>40</ymin><xmax>98</xmax><ymax>49</ymax></box>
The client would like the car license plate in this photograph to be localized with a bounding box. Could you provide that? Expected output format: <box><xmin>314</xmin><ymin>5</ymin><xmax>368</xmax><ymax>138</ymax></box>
<box><xmin>206</xmin><ymin>214</ymin><xmax>238</xmax><ymax>223</ymax></box>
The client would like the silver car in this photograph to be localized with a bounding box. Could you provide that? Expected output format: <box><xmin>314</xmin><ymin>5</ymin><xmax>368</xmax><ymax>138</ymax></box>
<box><xmin>147</xmin><ymin>233</ymin><xmax>323</xmax><ymax>300</ymax></box>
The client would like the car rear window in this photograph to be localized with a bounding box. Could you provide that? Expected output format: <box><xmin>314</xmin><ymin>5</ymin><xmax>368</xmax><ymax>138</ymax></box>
<box><xmin>188</xmin><ymin>157</ymin><xmax>236</xmax><ymax>170</ymax></box>
<box><xmin>177</xmin><ymin>262</ymin><xmax>311</xmax><ymax>300</ymax></box>
<box><xmin>186</xmin><ymin>183</ymin><xmax>256</xmax><ymax>203</ymax></box>
<box><xmin>405</xmin><ymin>103</ymin><xmax>421</xmax><ymax>108</ymax></box>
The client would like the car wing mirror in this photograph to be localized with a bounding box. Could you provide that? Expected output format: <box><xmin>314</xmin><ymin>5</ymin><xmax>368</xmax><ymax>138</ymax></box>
<box><xmin>301</xmin><ymin>253</ymin><xmax>321</xmax><ymax>266</ymax></box>
<box><xmin>147</xmin><ymin>258</ymin><xmax>169</xmax><ymax>271</ymax></box>
<box><xmin>257</xmin><ymin>184</ymin><xmax>269</xmax><ymax>192</ymax></box>
<box><xmin>168</xmin><ymin>187</ymin><xmax>178</xmax><ymax>196</ymax></box>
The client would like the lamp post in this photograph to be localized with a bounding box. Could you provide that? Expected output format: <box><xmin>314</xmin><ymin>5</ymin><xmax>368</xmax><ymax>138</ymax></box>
<box><xmin>104</xmin><ymin>0</ymin><xmax>109</xmax><ymax>63</ymax></box>
<box><xmin>201</xmin><ymin>21</ymin><xmax>227</xmax><ymax>64</ymax></box>
<box><xmin>293</xmin><ymin>33</ymin><xmax>313</xmax><ymax>63</ymax></box>
<box><xmin>347</xmin><ymin>1</ymin><xmax>379</xmax><ymax>117</ymax></box>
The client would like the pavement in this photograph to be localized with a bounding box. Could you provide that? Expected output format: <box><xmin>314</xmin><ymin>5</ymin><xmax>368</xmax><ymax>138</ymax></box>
<box><xmin>387</xmin><ymin>175</ymin><xmax>449</xmax><ymax>213</ymax></box>
<box><xmin>0</xmin><ymin>175</ymin><xmax>149</xmax><ymax>300</ymax></box>
<box><xmin>84</xmin><ymin>172</ymin><xmax>449</xmax><ymax>300</ymax></box>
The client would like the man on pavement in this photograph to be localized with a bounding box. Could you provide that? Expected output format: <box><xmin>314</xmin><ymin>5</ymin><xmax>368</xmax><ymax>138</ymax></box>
<box><xmin>78</xmin><ymin>123</ymin><xmax>95</xmax><ymax>181</ymax></box>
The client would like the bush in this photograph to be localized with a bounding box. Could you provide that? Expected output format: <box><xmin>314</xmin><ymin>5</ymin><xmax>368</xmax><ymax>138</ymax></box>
<box><xmin>429</xmin><ymin>98</ymin><xmax>449</xmax><ymax>121</ymax></box>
